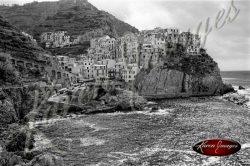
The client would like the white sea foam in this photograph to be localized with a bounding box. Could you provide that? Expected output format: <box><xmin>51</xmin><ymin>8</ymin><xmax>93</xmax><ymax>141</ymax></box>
<box><xmin>202</xmin><ymin>157</ymin><xmax>220</xmax><ymax>166</ymax></box>
<box><xmin>146</xmin><ymin>101</ymin><xmax>158</xmax><ymax>105</ymax></box>
<box><xmin>33</xmin><ymin>132</ymin><xmax>53</xmax><ymax>150</ymax></box>
<box><xmin>102</xmin><ymin>108</ymin><xmax>174</xmax><ymax>116</ymax></box>
<box><xmin>80</xmin><ymin>137</ymin><xmax>106</xmax><ymax>146</ymax></box>
<box><xmin>231</xmin><ymin>86</ymin><xmax>250</xmax><ymax>109</ymax></box>
<box><xmin>223</xmin><ymin>78</ymin><xmax>237</xmax><ymax>80</ymax></box>
<box><xmin>28</xmin><ymin>117</ymin><xmax>67</xmax><ymax>129</ymax></box>
<box><xmin>149</xmin><ymin>108</ymin><xmax>172</xmax><ymax>115</ymax></box>
<box><xmin>28</xmin><ymin>114</ymin><xmax>86</xmax><ymax>129</ymax></box>
<box><xmin>239</xmin><ymin>89</ymin><xmax>250</xmax><ymax>108</ymax></box>
<box><xmin>72</xmin><ymin>120</ymin><xmax>108</xmax><ymax>132</ymax></box>
<box><xmin>241</xmin><ymin>143</ymin><xmax>250</xmax><ymax>149</ymax></box>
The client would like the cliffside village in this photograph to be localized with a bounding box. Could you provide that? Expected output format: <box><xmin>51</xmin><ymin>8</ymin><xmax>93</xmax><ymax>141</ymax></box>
<box><xmin>39</xmin><ymin>27</ymin><xmax>202</xmax><ymax>88</ymax></box>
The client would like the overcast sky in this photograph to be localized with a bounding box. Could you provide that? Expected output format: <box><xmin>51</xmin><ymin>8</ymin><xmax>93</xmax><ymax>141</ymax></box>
<box><xmin>1</xmin><ymin>0</ymin><xmax>250</xmax><ymax>71</ymax></box>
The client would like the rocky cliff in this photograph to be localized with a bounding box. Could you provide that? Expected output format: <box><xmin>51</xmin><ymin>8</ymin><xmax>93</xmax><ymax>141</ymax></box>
<box><xmin>0</xmin><ymin>16</ymin><xmax>71</xmax><ymax>86</ymax></box>
<box><xmin>0</xmin><ymin>85</ymin><xmax>64</xmax><ymax>165</ymax></box>
<box><xmin>134</xmin><ymin>49</ymin><xmax>227</xmax><ymax>99</ymax></box>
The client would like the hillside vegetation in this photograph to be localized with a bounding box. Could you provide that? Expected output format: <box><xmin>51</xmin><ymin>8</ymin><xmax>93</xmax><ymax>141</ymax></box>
<box><xmin>0</xmin><ymin>0</ymin><xmax>139</xmax><ymax>40</ymax></box>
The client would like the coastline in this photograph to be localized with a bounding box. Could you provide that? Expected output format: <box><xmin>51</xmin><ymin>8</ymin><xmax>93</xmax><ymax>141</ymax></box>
<box><xmin>1</xmin><ymin>90</ymin><xmax>250</xmax><ymax>165</ymax></box>
<box><xmin>28</xmin><ymin>96</ymin><xmax>250</xmax><ymax>165</ymax></box>
<box><xmin>1</xmin><ymin>75</ymin><xmax>249</xmax><ymax>165</ymax></box>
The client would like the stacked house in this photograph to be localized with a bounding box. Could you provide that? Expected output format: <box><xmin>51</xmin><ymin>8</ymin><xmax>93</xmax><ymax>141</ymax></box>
<box><xmin>40</xmin><ymin>31</ymin><xmax>71</xmax><ymax>48</ymax></box>
<box><xmin>53</xmin><ymin>27</ymin><xmax>202</xmax><ymax>84</ymax></box>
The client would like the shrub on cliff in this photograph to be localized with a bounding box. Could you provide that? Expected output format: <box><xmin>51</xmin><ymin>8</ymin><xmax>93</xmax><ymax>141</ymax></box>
<box><xmin>165</xmin><ymin>53</ymin><xmax>217</xmax><ymax>76</ymax></box>
<box><xmin>0</xmin><ymin>60</ymin><xmax>21</xmax><ymax>86</ymax></box>
<box><xmin>0</xmin><ymin>94</ymin><xmax>19</xmax><ymax>124</ymax></box>
<box><xmin>0</xmin><ymin>152</ymin><xmax>26</xmax><ymax>166</ymax></box>
<box><xmin>5</xmin><ymin>127</ymin><xmax>34</xmax><ymax>152</ymax></box>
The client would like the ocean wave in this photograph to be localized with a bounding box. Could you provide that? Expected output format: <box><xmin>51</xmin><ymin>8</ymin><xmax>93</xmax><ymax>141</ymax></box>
<box><xmin>28</xmin><ymin>114</ymin><xmax>85</xmax><ymax>129</ymax></box>
<box><xmin>80</xmin><ymin>137</ymin><xmax>106</xmax><ymax>146</ymax></box>
<box><xmin>100</xmin><ymin>108</ymin><xmax>174</xmax><ymax>116</ymax></box>
<box><xmin>229</xmin><ymin>86</ymin><xmax>250</xmax><ymax>109</ymax></box>
<box><xmin>71</xmin><ymin>120</ymin><xmax>108</xmax><ymax>132</ymax></box>
<box><xmin>33</xmin><ymin>132</ymin><xmax>53</xmax><ymax>151</ymax></box>
<box><xmin>222</xmin><ymin>78</ymin><xmax>237</xmax><ymax>80</ymax></box>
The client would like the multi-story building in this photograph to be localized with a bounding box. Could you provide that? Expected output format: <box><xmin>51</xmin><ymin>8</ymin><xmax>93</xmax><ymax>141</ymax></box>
<box><xmin>93</xmin><ymin>64</ymin><xmax>108</xmax><ymax>79</ymax></box>
<box><xmin>179</xmin><ymin>32</ymin><xmax>201</xmax><ymax>54</ymax></box>
<box><xmin>165</xmin><ymin>28</ymin><xmax>179</xmax><ymax>44</ymax></box>
<box><xmin>56</xmin><ymin>55</ymin><xmax>84</xmax><ymax>81</ymax></box>
<box><xmin>51</xmin><ymin>27</ymin><xmax>203</xmax><ymax>85</ymax></box>
<box><xmin>98</xmin><ymin>59</ymin><xmax>116</xmax><ymax>69</ymax></box>
<box><xmin>114</xmin><ymin>62</ymin><xmax>126</xmax><ymax>79</ymax></box>
<box><xmin>139</xmin><ymin>44</ymin><xmax>163</xmax><ymax>69</ymax></box>
<box><xmin>116</xmin><ymin>32</ymin><xmax>139</xmax><ymax>64</ymax></box>
<box><xmin>40</xmin><ymin>31</ymin><xmax>71</xmax><ymax>48</ymax></box>
<box><xmin>73</xmin><ymin>29</ymin><xmax>104</xmax><ymax>44</ymax></box>
<box><xmin>88</xmin><ymin>35</ymin><xmax>116</xmax><ymax>61</ymax></box>
<box><xmin>122</xmin><ymin>63</ymin><xmax>140</xmax><ymax>83</ymax></box>
<box><xmin>187</xmin><ymin>45</ymin><xmax>200</xmax><ymax>55</ymax></box>
<box><xmin>90</xmin><ymin>35</ymin><xmax>115</xmax><ymax>50</ymax></box>
<box><xmin>82</xmin><ymin>59</ymin><xmax>95</xmax><ymax>79</ymax></box>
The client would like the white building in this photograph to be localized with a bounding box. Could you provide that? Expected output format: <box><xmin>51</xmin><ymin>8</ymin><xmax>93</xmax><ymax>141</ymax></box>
<box><xmin>139</xmin><ymin>44</ymin><xmax>162</xmax><ymax>69</ymax></box>
<box><xmin>122</xmin><ymin>63</ymin><xmax>140</xmax><ymax>83</ymax></box>
<box><xmin>82</xmin><ymin>59</ymin><xmax>95</xmax><ymax>79</ymax></box>
<box><xmin>40</xmin><ymin>31</ymin><xmax>71</xmax><ymax>48</ymax></box>
<box><xmin>187</xmin><ymin>45</ymin><xmax>200</xmax><ymax>55</ymax></box>
<box><xmin>98</xmin><ymin>59</ymin><xmax>116</xmax><ymax>69</ymax></box>
<box><xmin>93</xmin><ymin>64</ymin><xmax>108</xmax><ymax>79</ymax></box>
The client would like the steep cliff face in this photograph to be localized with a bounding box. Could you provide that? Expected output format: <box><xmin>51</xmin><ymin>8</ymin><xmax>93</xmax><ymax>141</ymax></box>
<box><xmin>0</xmin><ymin>16</ymin><xmax>71</xmax><ymax>86</ymax></box>
<box><xmin>134</xmin><ymin>51</ymin><xmax>225</xmax><ymax>99</ymax></box>
<box><xmin>134</xmin><ymin>67</ymin><xmax>224</xmax><ymax>99</ymax></box>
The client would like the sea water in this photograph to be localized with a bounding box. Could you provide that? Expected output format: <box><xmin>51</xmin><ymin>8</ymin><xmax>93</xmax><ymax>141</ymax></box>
<box><xmin>221</xmin><ymin>71</ymin><xmax>250</xmax><ymax>107</ymax></box>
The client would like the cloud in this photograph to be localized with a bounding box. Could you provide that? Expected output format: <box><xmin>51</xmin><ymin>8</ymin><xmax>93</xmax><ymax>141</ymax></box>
<box><xmin>90</xmin><ymin>0</ymin><xmax>249</xmax><ymax>71</ymax></box>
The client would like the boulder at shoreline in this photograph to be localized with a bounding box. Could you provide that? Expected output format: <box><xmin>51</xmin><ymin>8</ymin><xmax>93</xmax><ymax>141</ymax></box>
<box><xmin>223</xmin><ymin>92</ymin><xmax>249</xmax><ymax>106</ymax></box>
<box><xmin>239</xmin><ymin>86</ymin><xmax>245</xmax><ymax>90</ymax></box>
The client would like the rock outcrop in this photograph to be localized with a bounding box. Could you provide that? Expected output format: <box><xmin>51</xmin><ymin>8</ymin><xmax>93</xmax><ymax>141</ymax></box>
<box><xmin>100</xmin><ymin>89</ymin><xmax>147</xmax><ymax>110</ymax></box>
<box><xmin>47</xmin><ymin>87</ymin><xmax>147</xmax><ymax>115</ymax></box>
<box><xmin>134</xmin><ymin>50</ymin><xmax>227</xmax><ymax>99</ymax></box>
<box><xmin>134</xmin><ymin>67</ymin><xmax>224</xmax><ymax>99</ymax></box>
<box><xmin>0</xmin><ymin>86</ymin><xmax>62</xmax><ymax>166</ymax></box>
<box><xmin>223</xmin><ymin>92</ymin><xmax>249</xmax><ymax>107</ymax></box>
<box><xmin>239</xmin><ymin>86</ymin><xmax>245</xmax><ymax>90</ymax></box>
